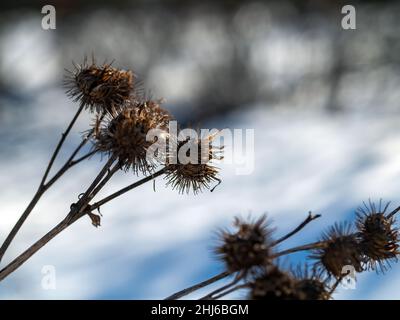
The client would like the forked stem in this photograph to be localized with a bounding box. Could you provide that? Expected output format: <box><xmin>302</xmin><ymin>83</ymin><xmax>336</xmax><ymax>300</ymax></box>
<box><xmin>272</xmin><ymin>212</ymin><xmax>321</xmax><ymax>246</ymax></box>
<box><xmin>0</xmin><ymin>104</ymin><xmax>86</xmax><ymax>264</ymax></box>
<box><xmin>0</xmin><ymin>160</ymin><xmax>167</xmax><ymax>282</ymax></box>
<box><xmin>40</xmin><ymin>103</ymin><xmax>85</xmax><ymax>186</ymax></box>
<box><xmin>90</xmin><ymin>167</ymin><xmax>168</xmax><ymax>212</ymax></box>
<box><xmin>200</xmin><ymin>272</ymin><xmax>244</xmax><ymax>300</ymax></box>
<box><xmin>0</xmin><ymin>157</ymin><xmax>115</xmax><ymax>281</ymax></box>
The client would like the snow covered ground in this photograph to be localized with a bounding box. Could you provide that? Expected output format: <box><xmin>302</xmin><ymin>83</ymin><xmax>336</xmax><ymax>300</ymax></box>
<box><xmin>1</xmin><ymin>88</ymin><xmax>400</xmax><ymax>299</ymax></box>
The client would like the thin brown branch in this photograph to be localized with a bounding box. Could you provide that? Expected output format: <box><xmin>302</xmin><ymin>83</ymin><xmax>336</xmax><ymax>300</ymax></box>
<box><xmin>272</xmin><ymin>212</ymin><xmax>321</xmax><ymax>246</ymax></box>
<box><xmin>329</xmin><ymin>276</ymin><xmax>343</xmax><ymax>296</ymax></box>
<box><xmin>167</xmin><ymin>240</ymin><xmax>330</xmax><ymax>300</ymax></box>
<box><xmin>164</xmin><ymin>271</ymin><xmax>232</xmax><ymax>300</ymax></box>
<box><xmin>388</xmin><ymin>205</ymin><xmax>400</xmax><ymax>218</ymax></box>
<box><xmin>88</xmin><ymin>163</ymin><xmax>121</xmax><ymax>202</ymax></box>
<box><xmin>68</xmin><ymin>150</ymin><xmax>97</xmax><ymax>167</ymax></box>
<box><xmin>200</xmin><ymin>272</ymin><xmax>244</xmax><ymax>300</ymax></box>
<box><xmin>0</xmin><ymin>190</ymin><xmax>45</xmax><ymax>264</ymax></box>
<box><xmin>90</xmin><ymin>167</ymin><xmax>168</xmax><ymax>212</ymax></box>
<box><xmin>272</xmin><ymin>240</ymin><xmax>329</xmax><ymax>258</ymax></box>
<box><xmin>211</xmin><ymin>284</ymin><xmax>249</xmax><ymax>300</ymax></box>
<box><xmin>0</xmin><ymin>157</ymin><xmax>116</xmax><ymax>281</ymax></box>
<box><xmin>44</xmin><ymin>138</ymin><xmax>95</xmax><ymax>192</ymax></box>
<box><xmin>72</xmin><ymin>157</ymin><xmax>117</xmax><ymax>216</ymax></box>
<box><xmin>0</xmin><ymin>105</ymin><xmax>86</xmax><ymax>264</ymax></box>
<box><xmin>0</xmin><ymin>216</ymin><xmax>72</xmax><ymax>282</ymax></box>
<box><xmin>40</xmin><ymin>103</ymin><xmax>84</xmax><ymax>187</ymax></box>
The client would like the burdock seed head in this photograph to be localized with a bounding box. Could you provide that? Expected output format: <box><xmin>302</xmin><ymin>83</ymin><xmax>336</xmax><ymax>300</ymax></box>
<box><xmin>292</xmin><ymin>265</ymin><xmax>331</xmax><ymax>300</ymax></box>
<box><xmin>356</xmin><ymin>200</ymin><xmax>399</xmax><ymax>272</ymax></box>
<box><xmin>249</xmin><ymin>266</ymin><xmax>300</xmax><ymax>300</ymax></box>
<box><xmin>310</xmin><ymin>222</ymin><xmax>364</xmax><ymax>278</ymax></box>
<box><xmin>215</xmin><ymin>215</ymin><xmax>274</xmax><ymax>273</ymax></box>
<box><xmin>295</xmin><ymin>278</ymin><xmax>330</xmax><ymax>300</ymax></box>
<box><xmin>164</xmin><ymin>132</ymin><xmax>222</xmax><ymax>194</ymax></box>
<box><xmin>94</xmin><ymin>99</ymin><xmax>172</xmax><ymax>174</ymax></box>
<box><xmin>65</xmin><ymin>58</ymin><xmax>135</xmax><ymax>114</ymax></box>
<box><xmin>250</xmin><ymin>264</ymin><xmax>332</xmax><ymax>300</ymax></box>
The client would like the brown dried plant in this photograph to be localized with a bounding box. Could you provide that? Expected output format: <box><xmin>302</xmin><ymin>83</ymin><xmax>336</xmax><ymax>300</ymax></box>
<box><xmin>165</xmin><ymin>203</ymin><xmax>400</xmax><ymax>300</ymax></box>
<box><xmin>1</xmin><ymin>58</ymin><xmax>399</xmax><ymax>301</ymax></box>
<box><xmin>0</xmin><ymin>57</ymin><xmax>221</xmax><ymax>282</ymax></box>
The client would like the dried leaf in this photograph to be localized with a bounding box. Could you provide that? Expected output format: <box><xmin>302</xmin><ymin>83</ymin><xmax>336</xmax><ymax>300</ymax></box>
<box><xmin>88</xmin><ymin>213</ymin><xmax>101</xmax><ymax>228</ymax></box>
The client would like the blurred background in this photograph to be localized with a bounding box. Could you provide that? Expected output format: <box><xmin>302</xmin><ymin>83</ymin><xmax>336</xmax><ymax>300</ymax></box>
<box><xmin>1</xmin><ymin>0</ymin><xmax>400</xmax><ymax>299</ymax></box>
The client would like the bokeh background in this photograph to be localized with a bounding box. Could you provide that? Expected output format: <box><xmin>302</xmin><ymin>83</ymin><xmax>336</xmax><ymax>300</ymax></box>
<box><xmin>1</xmin><ymin>0</ymin><xmax>400</xmax><ymax>299</ymax></box>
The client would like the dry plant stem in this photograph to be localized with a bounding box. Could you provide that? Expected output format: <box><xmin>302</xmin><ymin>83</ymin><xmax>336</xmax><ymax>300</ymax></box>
<box><xmin>90</xmin><ymin>166</ymin><xmax>168</xmax><ymax>212</ymax></box>
<box><xmin>0</xmin><ymin>149</ymin><xmax>93</xmax><ymax>264</ymax></box>
<box><xmin>86</xmin><ymin>163</ymin><xmax>121</xmax><ymax>206</ymax></box>
<box><xmin>211</xmin><ymin>284</ymin><xmax>249</xmax><ymax>300</ymax></box>
<box><xmin>164</xmin><ymin>271</ymin><xmax>232</xmax><ymax>300</ymax></box>
<box><xmin>272</xmin><ymin>212</ymin><xmax>321</xmax><ymax>246</ymax></box>
<box><xmin>329</xmin><ymin>276</ymin><xmax>343</xmax><ymax>296</ymax></box>
<box><xmin>70</xmin><ymin>156</ymin><xmax>117</xmax><ymax>217</ymax></box>
<box><xmin>166</xmin><ymin>241</ymin><xmax>328</xmax><ymax>300</ymax></box>
<box><xmin>43</xmin><ymin>129</ymin><xmax>95</xmax><ymax>190</ymax></box>
<box><xmin>44</xmin><ymin>150</ymin><xmax>96</xmax><ymax>190</ymax></box>
<box><xmin>0</xmin><ymin>104</ymin><xmax>86</xmax><ymax>264</ymax></box>
<box><xmin>388</xmin><ymin>206</ymin><xmax>400</xmax><ymax>218</ymax></box>
<box><xmin>0</xmin><ymin>158</ymin><xmax>169</xmax><ymax>282</ymax></box>
<box><xmin>272</xmin><ymin>240</ymin><xmax>328</xmax><ymax>258</ymax></box>
<box><xmin>69</xmin><ymin>150</ymin><xmax>97</xmax><ymax>166</ymax></box>
<box><xmin>167</xmin><ymin>213</ymin><xmax>325</xmax><ymax>300</ymax></box>
<box><xmin>200</xmin><ymin>272</ymin><xmax>244</xmax><ymax>300</ymax></box>
<box><xmin>0</xmin><ymin>216</ymin><xmax>72</xmax><ymax>282</ymax></box>
<box><xmin>0</xmin><ymin>192</ymin><xmax>44</xmax><ymax>264</ymax></box>
<box><xmin>165</xmin><ymin>271</ymin><xmax>232</xmax><ymax>300</ymax></box>
<box><xmin>40</xmin><ymin>103</ymin><xmax>85</xmax><ymax>187</ymax></box>
<box><xmin>0</xmin><ymin>157</ymin><xmax>116</xmax><ymax>282</ymax></box>
<box><xmin>44</xmin><ymin>140</ymin><xmax>96</xmax><ymax>191</ymax></box>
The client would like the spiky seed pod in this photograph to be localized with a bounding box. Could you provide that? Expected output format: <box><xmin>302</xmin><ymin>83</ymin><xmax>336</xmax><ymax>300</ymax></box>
<box><xmin>143</xmin><ymin>99</ymin><xmax>172</xmax><ymax>126</ymax></box>
<box><xmin>356</xmin><ymin>201</ymin><xmax>399</xmax><ymax>272</ymax></box>
<box><xmin>292</xmin><ymin>265</ymin><xmax>331</xmax><ymax>300</ymax></box>
<box><xmin>250</xmin><ymin>265</ymin><xmax>332</xmax><ymax>300</ymax></box>
<box><xmin>94</xmin><ymin>100</ymin><xmax>172</xmax><ymax>174</ymax></box>
<box><xmin>164</xmin><ymin>132</ymin><xmax>222</xmax><ymax>194</ymax></box>
<box><xmin>65</xmin><ymin>59</ymin><xmax>135</xmax><ymax>114</ymax></box>
<box><xmin>249</xmin><ymin>267</ymin><xmax>301</xmax><ymax>300</ymax></box>
<box><xmin>215</xmin><ymin>215</ymin><xmax>274</xmax><ymax>272</ymax></box>
<box><xmin>310</xmin><ymin>222</ymin><xmax>364</xmax><ymax>278</ymax></box>
<box><xmin>295</xmin><ymin>279</ymin><xmax>330</xmax><ymax>300</ymax></box>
